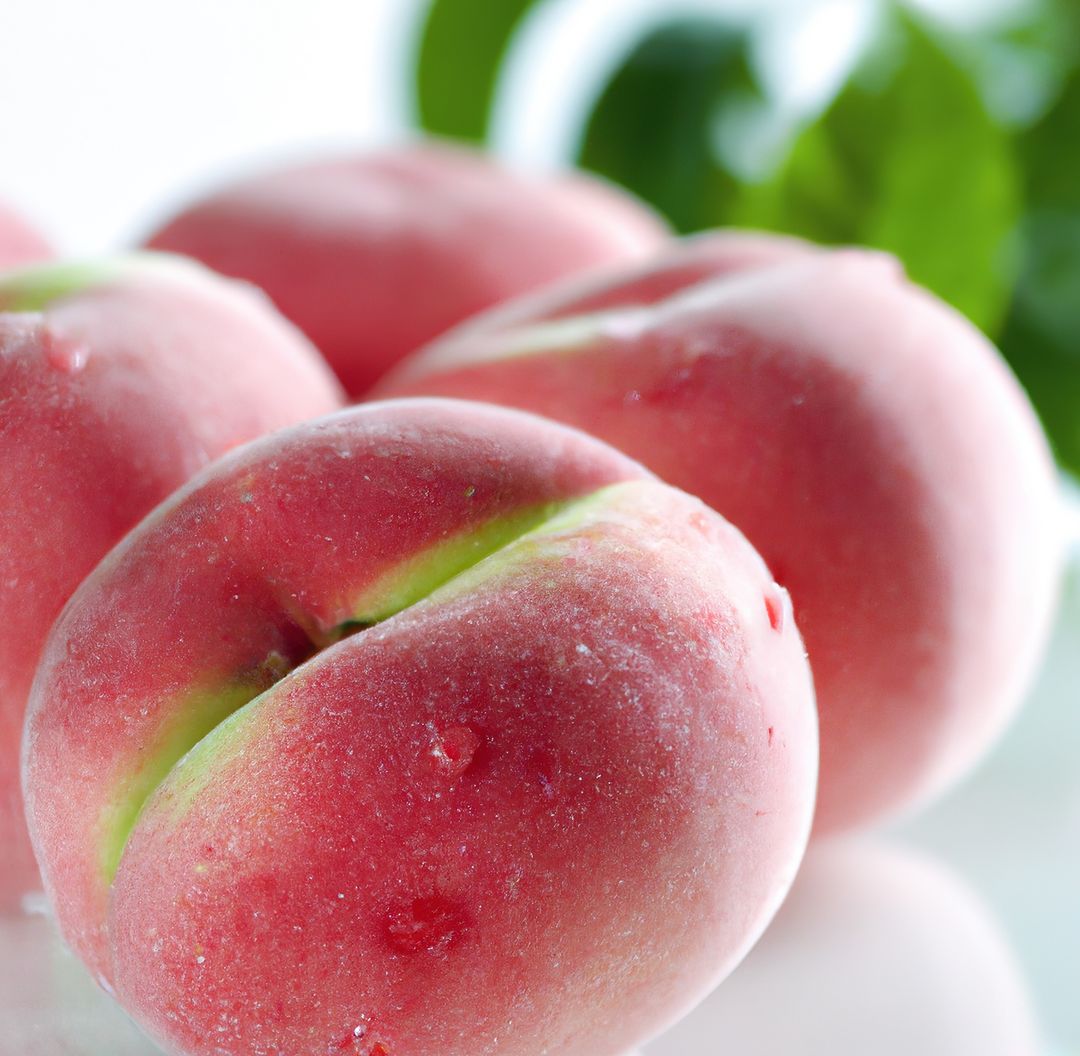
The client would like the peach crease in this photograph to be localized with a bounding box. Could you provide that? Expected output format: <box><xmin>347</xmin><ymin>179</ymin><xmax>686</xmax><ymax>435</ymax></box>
<box><xmin>96</xmin><ymin>493</ymin><xmax>604</xmax><ymax>895</ymax></box>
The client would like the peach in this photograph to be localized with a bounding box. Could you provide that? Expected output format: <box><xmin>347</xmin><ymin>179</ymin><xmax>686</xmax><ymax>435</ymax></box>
<box><xmin>647</xmin><ymin>840</ymin><xmax>1041</xmax><ymax>1055</ymax></box>
<box><xmin>144</xmin><ymin>141</ymin><xmax>669</xmax><ymax>396</ymax></box>
<box><xmin>0</xmin><ymin>254</ymin><xmax>344</xmax><ymax>906</ymax></box>
<box><xmin>0</xmin><ymin>200</ymin><xmax>51</xmax><ymax>269</ymax></box>
<box><xmin>24</xmin><ymin>400</ymin><xmax>817</xmax><ymax>1056</ymax></box>
<box><xmin>442</xmin><ymin>229</ymin><xmax>822</xmax><ymax>338</ymax></box>
<box><xmin>377</xmin><ymin>242</ymin><xmax>1063</xmax><ymax>833</ymax></box>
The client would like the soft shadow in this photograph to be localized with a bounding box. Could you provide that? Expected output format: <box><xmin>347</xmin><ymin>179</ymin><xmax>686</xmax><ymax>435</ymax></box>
<box><xmin>645</xmin><ymin>838</ymin><xmax>1042</xmax><ymax>1056</ymax></box>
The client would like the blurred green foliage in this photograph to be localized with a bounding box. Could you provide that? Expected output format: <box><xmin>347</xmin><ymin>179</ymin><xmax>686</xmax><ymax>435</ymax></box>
<box><xmin>579</xmin><ymin>20</ymin><xmax>758</xmax><ymax>235</ymax></box>
<box><xmin>727</xmin><ymin>13</ymin><xmax>1019</xmax><ymax>335</ymax></box>
<box><xmin>1002</xmin><ymin>65</ymin><xmax>1080</xmax><ymax>472</ymax></box>
<box><xmin>415</xmin><ymin>0</ymin><xmax>544</xmax><ymax>142</ymax></box>
<box><xmin>412</xmin><ymin>0</ymin><xmax>1080</xmax><ymax>474</ymax></box>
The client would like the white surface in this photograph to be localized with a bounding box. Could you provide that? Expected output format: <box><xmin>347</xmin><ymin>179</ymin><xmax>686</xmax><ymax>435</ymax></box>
<box><xmin>645</xmin><ymin>840</ymin><xmax>1042</xmax><ymax>1056</ymax></box>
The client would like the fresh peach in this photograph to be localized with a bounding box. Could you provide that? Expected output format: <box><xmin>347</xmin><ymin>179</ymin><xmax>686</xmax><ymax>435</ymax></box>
<box><xmin>144</xmin><ymin>141</ymin><xmax>669</xmax><ymax>396</ymax></box>
<box><xmin>0</xmin><ymin>200</ymin><xmax>51</xmax><ymax>269</ymax></box>
<box><xmin>0</xmin><ymin>254</ymin><xmax>344</xmax><ymax>905</ymax></box>
<box><xmin>377</xmin><ymin>244</ymin><xmax>1063</xmax><ymax>833</ymax></box>
<box><xmin>24</xmin><ymin>399</ymin><xmax>817</xmax><ymax>1056</ymax></box>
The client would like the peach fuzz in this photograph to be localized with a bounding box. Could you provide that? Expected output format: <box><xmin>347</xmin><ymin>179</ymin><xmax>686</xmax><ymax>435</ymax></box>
<box><xmin>377</xmin><ymin>243</ymin><xmax>1063</xmax><ymax>834</ymax></box>
<box><xmin>24</xmin><ymin>399</ymin><xmax>818</xmax><ymax>1056</ymax></box>
<box><xmin>0</xmin><ymin>200</ymin><xmax>51</xmax><ymax>269</ymax></box>
<box><xmin>144</xmin><ymin>140</ymin><xmax>669</xmax><ymax>396</ymax></box>
<box><xmin>0</xmin><ymin>254</ymin><xmax>344</xmax><ymax>905</ymax></box>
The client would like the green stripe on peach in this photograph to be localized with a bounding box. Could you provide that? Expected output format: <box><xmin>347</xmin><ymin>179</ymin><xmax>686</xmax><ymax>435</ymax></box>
<box><xmin>411</xmin><ymin>482</ymin><xmax>643</xmax><ymax>602</ymax></box>
<box><xmin>140</xmin><ymin>690</ymin><xmax>272</xmax><ymax>843</ymax></box>
<box><xmin>129</xmin><ymin>490</ymin><xmax>632</xmax><ymax>840</ymax></box>
<box><xmin>98</xmin><ymin>682</ymin><xmax>266</xmax><ymax>884</ymax></box>
<box><xmin>336</xmin><ymin>501</ymin><xmax>575</xmax><ymax>634</ymax></box>
<box><xmin>0</xmin><ymin>253</ymin><xmax>208</xmax><ymax>311</ymax></box>
<box><xmin>98</xmin><ymin>496</ymin><xmax>606</xmax><ymax>884</ymax></box>
<box><xmin>430</xmin><ymin>308</ymin><xmax>651</xmax><ymax>369</ymax></box>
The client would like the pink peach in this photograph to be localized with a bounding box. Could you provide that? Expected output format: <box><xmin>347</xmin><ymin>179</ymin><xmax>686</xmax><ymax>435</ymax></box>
<box><xmin>377</xmin><ymin>240</ymin><xmax>1063</xmax><ymax>833</ymax></box>
<box><xmin>0</xmin><ymin>200</ymin><xmax>51</xmax><ymax>269</ymax></box>
<box><xmin>145</xmin><ymin>141</ymin><xmax>669</xmax><ymax>396</ymax></box>
<box><xmin>0</xmin><ymin>254</ymin><xmax>343</xmax><ymax>905</ymax></box>
<box><xmin>24</xmin><ymin>399</ymin><xmax>817</xmax><ymax>1056</ymax></box>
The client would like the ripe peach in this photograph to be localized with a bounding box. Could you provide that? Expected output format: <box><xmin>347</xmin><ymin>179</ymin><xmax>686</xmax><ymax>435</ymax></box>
<box><xmin>0</xmin><ymin>200</ymin><xmax>51</xmax><ymax>269</ymax></box>
<box><xmin>377</xmin><ymin>244</ymin><xmax>1063</xmax><ymax>833</ymax></box>
<box><xmin>24</xmin><ymin>400</ymin><xmax>817</xmax><ymax>1056</ymax></box>
<box><xmin>0</xmin><ymin>254</ymin><xmax>344</xmax><ymax>905</ymax></box>
<box><xmin>144</xmin><ymin>141</ymin><xmax>669</xmax><ymax>396</ymax></box>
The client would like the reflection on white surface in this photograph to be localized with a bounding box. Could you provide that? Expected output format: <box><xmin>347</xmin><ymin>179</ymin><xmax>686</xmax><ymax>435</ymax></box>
<box><xmin>645</xmin><ymin>839</ymin><xmax>1042</xmax><ymax>1056</ymax></box>
<box><xmin>0</xmin><ymin>904</ymin><xmax>161</xmax><ymax>1055</ymax></box>
<box><xmin>896</xmin><ymin>526</ymin><xmax>1080</xmax><ymax>1048</ymax></box>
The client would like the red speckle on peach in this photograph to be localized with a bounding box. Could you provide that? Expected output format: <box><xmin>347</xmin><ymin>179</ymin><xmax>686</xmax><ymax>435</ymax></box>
<box><xmin>384</xmin><ymin>894</ymin><xmax>471</xmax><ymax>956</ymax></box>
<box><xmin>428</xmin><ymin>725</ymin><xmax>482</xmax><ymax>778</ymax></box>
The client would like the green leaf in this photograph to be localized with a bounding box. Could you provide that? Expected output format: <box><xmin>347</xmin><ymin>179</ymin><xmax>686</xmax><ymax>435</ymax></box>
<box><xmin>733</xmin><ymin>12</ymin><xmax>1020</xmax><ymax>334</ymax></box>
<box><xmin>952</xmin><ymin>0</ymin><xmax>1080</xmax><ymax>129</ymax></box>
<box><xmin>577</xmin><ymin>18</ymin><xmax>760</xmax><ymax>235</ymax></box>
<box><xmin>413</xmin><ymin>0</ymin><xmax>547</xmax><ymax>142</ymax></box>
<box><xmin>1001</xmin><ymin>64</ymin><xmax>1080</xmax><ymax>474</ymax></box>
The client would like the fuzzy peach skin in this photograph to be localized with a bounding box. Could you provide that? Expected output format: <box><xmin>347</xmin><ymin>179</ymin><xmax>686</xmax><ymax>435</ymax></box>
<box><xmin>144</xmin><ymin>141</ymin><xmax>669</xmax><ymax>396</ymax></box>
<box><xmin>0</xmin><ymin>255</ymin><xmax>344</xmax><ymax>906</ymax></box>
<box><xmin>0</xmin><ymin>200</ymin><xmax>51</xmax><ymax>269</ymax></box>
<box><xmin>377</xmin><ymin>245</ymin><xmax>1063</xmax><ymax>834</ymax></box>
<box><xmin>23</xmin><ymin>399</ymin><xmax>817</xmax><ymax>1056</ymax></box>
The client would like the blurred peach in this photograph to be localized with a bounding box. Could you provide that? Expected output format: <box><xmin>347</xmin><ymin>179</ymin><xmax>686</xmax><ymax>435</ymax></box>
<box><xmin>645</xmin><ymin>840</ymin><xmax>1042</xmax><ymax>1056</ymax></box>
